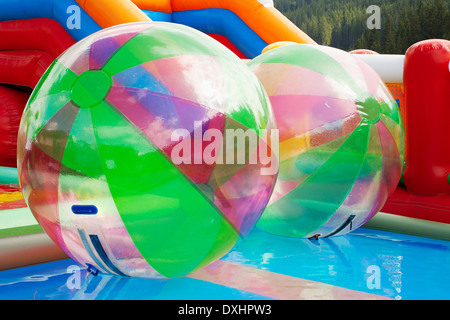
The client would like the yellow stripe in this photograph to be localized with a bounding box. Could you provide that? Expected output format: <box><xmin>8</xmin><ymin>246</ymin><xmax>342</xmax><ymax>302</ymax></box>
<box><xmin>0</xmin><ymin>192</ymin><xmax>24</xmax><ymax>203</ymax></box>
<box><xmin>279</xmin><ymin>133</ymin><xmax>310</xmax><ymax>162</ymax></box>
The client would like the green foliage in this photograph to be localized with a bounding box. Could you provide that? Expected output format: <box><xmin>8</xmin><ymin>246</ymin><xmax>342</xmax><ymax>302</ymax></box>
<box><xmin>274</xmin><ymin>0</ymin><xmax>450</xmax><ymax>54</ymax></box>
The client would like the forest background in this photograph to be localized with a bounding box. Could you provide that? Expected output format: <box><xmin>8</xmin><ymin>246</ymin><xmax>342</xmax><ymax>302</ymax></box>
<box><xmin>274</xmin><ymin>0</ymin><xmax>450</xmax><ymax>53</ymax></box>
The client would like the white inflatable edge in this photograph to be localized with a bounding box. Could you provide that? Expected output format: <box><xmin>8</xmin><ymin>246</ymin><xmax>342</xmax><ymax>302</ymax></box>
<box><xmin>353</xmin><ymin>54</ymin><xmax>405</xmax><ymax>84</ymax></box>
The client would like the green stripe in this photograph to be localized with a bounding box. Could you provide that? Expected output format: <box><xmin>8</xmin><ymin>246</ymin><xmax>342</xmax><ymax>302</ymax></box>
<box><xmin>259</xmin><ymin>122</ymin><xmax>370</xmax><ymax>237</ymax></box>
<box><xmin>250</xmin><ymin>45</ymin><xmax>363</xmax><ymax>96</ymax></box>
<box><xmin>32</xmin><ymin>101</ymin><xmax>79</xmax><ymax>163</ymax></box>
<box><xmin>219</xmin><ymin>58</ymin><xmax>272</xmax><ymax>134</ymax></box>
<box><xmin>102</xmin><ymin>24</ymin><xmax>232</xmax><ymax>76</ymax></box>
<box><xmin>380</xmin><ymin>113</ymin><xmax>405</xmax><ymax>164</ymax></box>
<box><xmin>359</xmin><ymin>124</ymin><xmax>384</xmax><ymax>178</ymax></box>
<box><xmin>90</xmin><ymin>101</ymin><xmax>238</xmax><ymax>278</ymax></box>
<box><xmin>321</xmin><ymin>124</ymin><xmax>383</xmax><ymax>236</ymax></box>
<box><xmin>278</xmin><ymin>132</ymin><xmax>351</xmax><ymax>183</ymax></box>
<box><xmin>28</xmin><ymin>60</ymin><xmax>78</xmax><ymax>105</ymax></box>
<box><xmin>0</xmin><ymin>225</ymin><xmax>43</xmax><ymax>239</ymax></box>
<box><xmin>22</xmin><ymin>60</ymin><xmax>79</xmax><ymax>143</ymax></box>
<box><xmin>380</xmin><ymin>100</ymin><xmax>402</xmax><ymax>126</ymax></box>
<box><xmin>61</xmin><ymin>108</ymin><xmax>105</xmax><ymax>180</ymax></box>
<box><xmin>22</xmin><ymin>91</ymin><xmax>71</xmax><ymax>143</ymax></box>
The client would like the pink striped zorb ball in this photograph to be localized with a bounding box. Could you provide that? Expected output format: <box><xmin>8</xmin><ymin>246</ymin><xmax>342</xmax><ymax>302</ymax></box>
<box><xmin>248</xmin><ymin>44</ymin><xmax>405</xmax><ymax>238</ymax></box>
<box><xmin>17</xmin><ymin>22</ymin><xmax>278</xmax><ymax>278</ymax></box>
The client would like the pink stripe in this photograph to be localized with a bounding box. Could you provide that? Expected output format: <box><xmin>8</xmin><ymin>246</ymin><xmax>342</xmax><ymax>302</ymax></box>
<box><xmin>377</xmin><ymin>120</ymin><xmax>402</xmax><ymax>197</ymax></box>
<box><xmin>152</xmin><ymin>55</ymin><xmax>226</xmax><ymax>110</ymax></box>
<box><xmin>189</xmin><ymin>260</ymin><xmax>392</xmax><ymax>300</ymax></box>
<box><xmin>360</xmin><ymin>125</ymin><xmax>387</xmax><ymax>226</ymax></box>
<box><xmin>359</xmin><ymin>121</ymin><xmax>402</xmax><ymax>226</ymax></box>
<box><xmin>212</xmin><ymin>142</ymin><xmax>277</xmax><ymax>236</ymax></box>
<box><xmin>271</xmin><ymin>95</ymin><xmax>357</xmax><ymax>140</ymax></box>
<box><xmin>354</xmin><ymin>58</ymin><xmax>382</xmax><ymax>96</ymax></box>
<box><xmin>268</xmin><ymin>179</ymin><xmax>300</xmax><ymax>205</ymax></box>
<box><xmin>269</xmin><ymin>64</ymin><xmax>358</xmax><ymax>101</ymax></box>
<box><xmin>313</xmin><ymin>46</ymin><xmax>368</xmax><ymax>93</ymax></box>
<box><xmin>107</xmin><ymin>86</ymin><xmax>226</xmax><ymax>184</ymax></box>
<box><xmin>251</xmin><ymin>63</ymin><xmax>296</xmax><ymax>96</ymax></box>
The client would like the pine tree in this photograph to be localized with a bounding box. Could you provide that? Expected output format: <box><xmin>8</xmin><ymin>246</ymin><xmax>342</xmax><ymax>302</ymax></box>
<box><xmin>357</xmin><ymin>28</ymin><xmax>382</xmax><ymax>52</ymax></box>
<box><xmin>396</xmin><ymin>8</ymin><xmax>411</xmax><ymax>53</ymax></box>
<box><xmin>369</xmin><ymin>29</ymin><xmax>382</xmax><ymax>52</ymax></box>
<box><xmin>355</xmin><ymin>30</ymin><xmax>368</xmax><ymax>50</ymax></box>
<box><xmin>445</xmin><ymin>8</ymin><xmax>450</xmax><ymax>39</ymax></box>
<box><xmin>382</xmin><ymin>14</ymin><xmax>397</xmax><ymax>53</ymax></box>
<box><xmin>320</xmin><ymin>16</ymin><xmax>333</xmax><ymax>46</ymax></box>
<box><xmin>272</xmin><ymin>0</ymin><xmax>449</xmax><ymax>52</ymax></box>
<box><xmin>429</xmin><ymin>0</ymin><xmax>447</xmax><ymax>39</ymax></box>
<box><xmin>409</xmin><ymin>7</ymin><xmax>422</xmax><ymax>45</ymax></box>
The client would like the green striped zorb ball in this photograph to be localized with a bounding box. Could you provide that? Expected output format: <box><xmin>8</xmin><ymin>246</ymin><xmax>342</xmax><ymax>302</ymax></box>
<box><xmin>248</xmin><ymin>44</ymin><xmax>405</xmax><ymax>239</ymax></box>
<box><xmin>17</xmin><ymin>22</ymin><xmax>277</xmax><ymax>278</ymax></box>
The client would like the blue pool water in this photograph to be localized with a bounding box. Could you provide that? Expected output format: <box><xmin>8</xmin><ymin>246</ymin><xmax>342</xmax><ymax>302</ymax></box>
<box><xmin>1</xmin><ymin>227</ymin><xmax>449</xmax><ymax>300</ymax></box>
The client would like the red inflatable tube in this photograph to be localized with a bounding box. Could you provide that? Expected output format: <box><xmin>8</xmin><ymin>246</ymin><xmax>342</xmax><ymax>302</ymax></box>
<box><xmin>0</xmin><ymin>19</ymin><xmax>76</xmax><ymax>168</ymax></box>
<box><xmin>402</xmin><ymin>39</ymin><xmax>450</xmax><ymax>196</ymax></box>
<box><xmin>349</xmin><ymin>49</ymin><xmax>379</xmax><ymax>55</ymax></box>
<box><xmin>0</xmin><ymin>18</ymin><xmax>75</xmax><ymax>58</ymax></box>
<box><xmin>208</xmin><ymin>34</ymin><xmax>247</xmax><ymax>59</ymax></box>
<box><xmin>383</xmin><ymin>186</ymin><xmax>450</xmax><ymax>224</ymax></box>
<box><xmin>0</xmin><ymin>19</ymin><xmax>76</xmax><ymax>88</ymax></box>
<box><xmin>0</xmin><ymin>85</ymin><xmax>30</xmax><ymax>168</ymax></box>
<box><xmin>0</xmin><ymin>50</ymin><xmax>55</xmax><ymax>88</ymax></box>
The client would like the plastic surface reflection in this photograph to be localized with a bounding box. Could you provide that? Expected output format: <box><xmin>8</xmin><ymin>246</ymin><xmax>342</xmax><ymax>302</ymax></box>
<box><xmin>17</xmin><ymin>22</ymin><xmax>277</xmax><ymax>278</ymax></box>
<box><xmin>249</xmin><ymin>44</ymin><xmax>405</xmax><ymax>238</ymax></box>
<box><xmin>2</xmin><ymin>228</ymin><xmax>450</xmax><ymax>300</ymax></box>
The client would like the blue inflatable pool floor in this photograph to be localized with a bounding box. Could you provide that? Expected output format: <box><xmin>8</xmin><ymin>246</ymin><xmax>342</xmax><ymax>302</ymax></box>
<box><xmin>1</xmin><ymin>227</ymin><xmax>449</xmax><ymax>300</ymax></box>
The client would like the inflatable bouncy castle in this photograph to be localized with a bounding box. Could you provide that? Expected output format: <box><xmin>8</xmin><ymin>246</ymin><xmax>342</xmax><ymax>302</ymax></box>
<box><xmin>0</xmin><ymin>0</ymin><xmax>449</xmax><ymax>275</ymax></box>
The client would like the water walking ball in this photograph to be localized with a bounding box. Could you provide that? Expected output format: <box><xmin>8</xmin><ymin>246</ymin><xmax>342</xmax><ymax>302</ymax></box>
<box><xmin>248</xmin><ymin>44</ymin><xmax>405</xmax><ymax>238</ymax></box>
<box><xmin>17</xmin><ymin>22</ymin><xmax>277</xmax><ymax>278</ymax></box>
